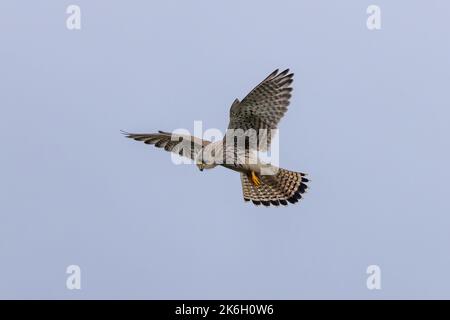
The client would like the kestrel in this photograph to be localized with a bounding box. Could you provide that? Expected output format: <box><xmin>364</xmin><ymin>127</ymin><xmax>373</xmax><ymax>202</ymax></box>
<box><xmin>123</xmin><ymin>69</ymin><xmax>308</xmax><ymax>206</ymax></box>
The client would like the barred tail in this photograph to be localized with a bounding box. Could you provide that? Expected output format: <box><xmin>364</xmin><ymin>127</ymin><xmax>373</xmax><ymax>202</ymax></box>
<box><xmin>240</xmin><ymin>168</ymin><xmax>309</xmax><ymax>206</ymax></box>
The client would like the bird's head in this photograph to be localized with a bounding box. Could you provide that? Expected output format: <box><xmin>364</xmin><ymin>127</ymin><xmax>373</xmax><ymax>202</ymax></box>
<box><xmin>195</xmin><ymin>146</ymin><xmax>218</xmax><ymax>172</ymax></box>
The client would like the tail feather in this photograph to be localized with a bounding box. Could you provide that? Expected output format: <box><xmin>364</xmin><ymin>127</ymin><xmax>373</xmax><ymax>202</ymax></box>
<box><xmin>240</xmin><ymin>168</ymin><xmax>308</xmax><ymax>206</ymax></box>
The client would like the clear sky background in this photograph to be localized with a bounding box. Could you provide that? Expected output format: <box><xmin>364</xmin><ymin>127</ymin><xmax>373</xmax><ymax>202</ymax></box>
<box><xmin>1</xmin><ymin>1</ymin><xmax>449</xmax><ymax>299</ymax></box>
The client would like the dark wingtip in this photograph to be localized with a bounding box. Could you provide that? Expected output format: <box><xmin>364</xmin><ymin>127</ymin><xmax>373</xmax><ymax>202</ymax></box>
<box><xmin>265</xmin><ymin>69</ymin><xmax>279</xmax><ymax>81</ymax></box>
<box><xmin>279</xmin><ymin>68</ymin><xmax>290</xmax><ymax>77</ymax></box>
<box><xmin>121</xmin><ymin>130</ymin><xmax>132</xmax><ymax>138</ymax></box>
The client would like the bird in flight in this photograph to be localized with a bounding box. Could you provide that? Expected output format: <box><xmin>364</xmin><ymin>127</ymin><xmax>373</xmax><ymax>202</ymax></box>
<box><xmin>123</xmin><ymin>69</ymin><xmax>308</xmax><ymax>206</ymax></box>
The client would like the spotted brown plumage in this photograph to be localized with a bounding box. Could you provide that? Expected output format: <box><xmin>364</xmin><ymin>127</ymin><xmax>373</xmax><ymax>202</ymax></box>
<box><xmin>124</xmin><ymin>69</ymin><xmax>309</xmax><ymax>206</ymax></box>
<box><xmin>228</xmin><ymin>69</ymin><xmax>293</xmax><ymax>149</ymax></box>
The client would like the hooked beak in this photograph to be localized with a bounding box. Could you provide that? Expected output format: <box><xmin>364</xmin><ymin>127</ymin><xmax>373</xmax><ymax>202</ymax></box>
<box><xmin>200</xmin><ymin>168</ymin><xmax>204</xmax><ymax>172</ymax></box>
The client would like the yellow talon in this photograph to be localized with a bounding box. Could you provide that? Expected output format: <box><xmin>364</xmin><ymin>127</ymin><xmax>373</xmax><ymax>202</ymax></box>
<box><xmin>250</xmin><ymin>171</ymin><xmax>261</xmax><ymax>187</ymax></box>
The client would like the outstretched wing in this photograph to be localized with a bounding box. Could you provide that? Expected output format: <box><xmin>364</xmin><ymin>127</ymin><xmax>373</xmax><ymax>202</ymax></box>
<box><xmin>227</xmin><ymin>69</ymin><xmax>294</xmax><ymax>148</ymax></box>
<box><xmin>122</xmin><ymin>130</ymin><xmax>210</xmax><ymax>160</ymax></box>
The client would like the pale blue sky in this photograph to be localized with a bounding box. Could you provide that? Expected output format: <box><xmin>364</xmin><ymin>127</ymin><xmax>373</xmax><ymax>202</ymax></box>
<box><xmin>1</xmin><ymin>1</ymin><xmax>449</xmax><ymax>299</ymax></box>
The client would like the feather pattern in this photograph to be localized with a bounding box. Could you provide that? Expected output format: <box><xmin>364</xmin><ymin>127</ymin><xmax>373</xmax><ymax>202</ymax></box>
<box><xmin>228</xmin><ymin>69</ymin><xmax>294</xmax><ymax>149</ymax></box>
<box><xmin>122</xmin><ymin>130</ymin><xmax>210</xmax><ymax>160</ymax></box>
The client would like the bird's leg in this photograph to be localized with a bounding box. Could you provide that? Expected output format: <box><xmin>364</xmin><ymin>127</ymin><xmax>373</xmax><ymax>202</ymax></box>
<box><xmin>249</xmin><ymin>171</ymin><xmax>261</xmax><ymax>187</ymax></box>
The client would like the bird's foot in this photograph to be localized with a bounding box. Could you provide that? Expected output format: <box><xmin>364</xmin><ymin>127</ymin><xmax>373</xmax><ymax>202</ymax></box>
<box><xmin>250</xmin><ymin>171</ymin><xmax>261</xmax><ymax>187</ymax></box>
